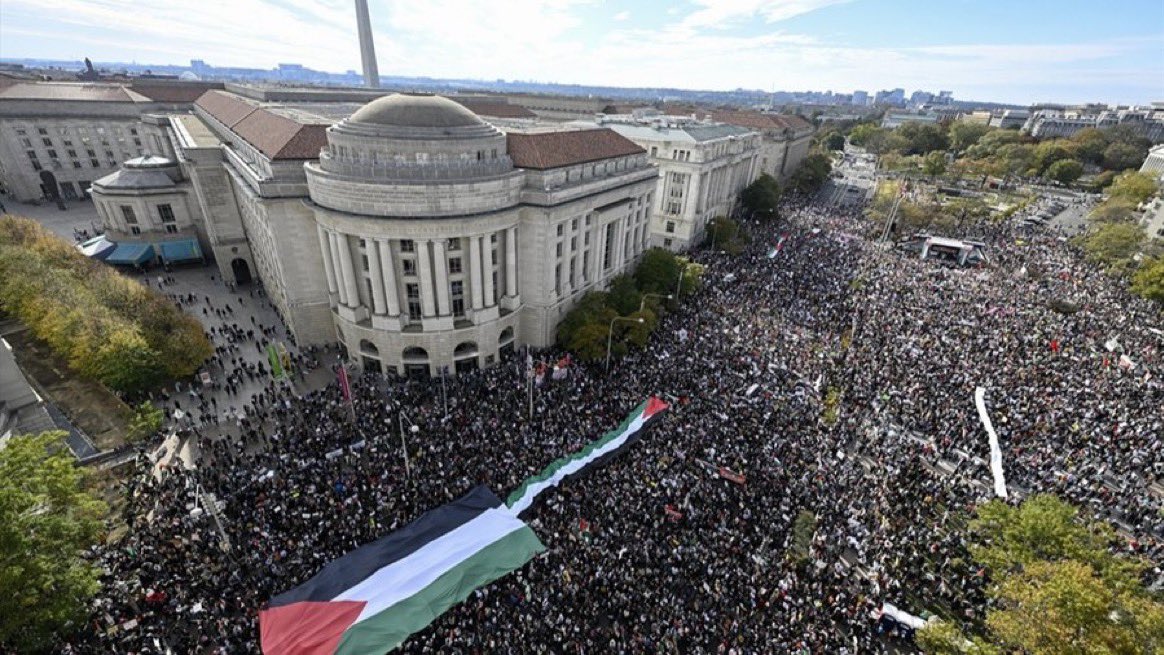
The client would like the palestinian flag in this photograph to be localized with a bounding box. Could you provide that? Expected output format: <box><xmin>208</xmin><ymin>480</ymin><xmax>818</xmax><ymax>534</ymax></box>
<box><xmin>507</xmin><ymin>396</ymin><xmax>669</xmax><ymax>514</ymax></box>
<box><xmin>259</xmin><ymin>486</ymin><xmax>544</xmax><ymax>654</ymax></box>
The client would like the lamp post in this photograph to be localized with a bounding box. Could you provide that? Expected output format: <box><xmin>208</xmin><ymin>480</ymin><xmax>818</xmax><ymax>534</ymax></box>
<box><xmin>675</xmin><ymin>262</ymin><xmax>695</xmax><ymax>299</ymax></box>
<box><xmin>605</xmin><ymin>316</ymin><xmax>645</xmax><ymax>371</ymax></box>
<box><xmin>397</xmin><ymin>412</ymin><xmax>419</xmax><ymax>479</ymax></box>
<box><xmin>638</xmin><ymin>293</ymin><xmax>672</xmax><ymax>314</ymax></box>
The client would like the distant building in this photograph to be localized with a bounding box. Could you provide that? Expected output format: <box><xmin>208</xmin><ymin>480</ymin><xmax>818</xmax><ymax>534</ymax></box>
<box><xmin>1023</xmin><ymin>107</ymin><xmax>1164</xmax><ymax>142</ymax></box>
<box><xmin>874</xmin><ymin>88</ymin><xmax>906</xmax><ymax>106</ymax></box>
<box><xmin>960</xmin><ymin>111</ymin><xmax>993</xmax><ymax>126</ymax></box>
<box><xmin>881</xmin><ymin>111</ymin><xmax>941</xmax><ymax>129</ymax></box>
<box><xmin>587</xmin><ymin>113</ymin><xmax>762</xmax><ymax>251</ymax></box>
<box><xmin>988</xmin><ymin>109</ymin><xmax>1029</xmax><ymax>129</ymax></box>
<box><xmin>1141</xmin><ymin>144</ymin><xmax>1164</xmax><ymax>181</ymax></box>
<box><xmin>0</xmin><ymin>80</ymin><xmax>223</xmax><ymax>202</ymax></box>
<box><xmin>851</xmin><ymin>90</ymin><xmax>868</xmax><ymax>106</ymax></box>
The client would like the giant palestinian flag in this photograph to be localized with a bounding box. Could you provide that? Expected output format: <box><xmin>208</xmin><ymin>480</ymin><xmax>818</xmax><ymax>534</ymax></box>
<box><xmin>259</xmin><ymin>486</ymin><xmax>544</xmax><ymax>655</ymax></box>
<box><xmin>507</xmin><ymin>396</ymin><xmax>669</xmax><ymax>514</ymax></box>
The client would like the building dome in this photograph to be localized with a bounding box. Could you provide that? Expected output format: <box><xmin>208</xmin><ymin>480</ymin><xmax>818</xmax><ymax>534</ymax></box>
<box><xmin>348</xmin><ymin>94</ymin><xmax>484</xmax><ymax>129</ymax></box>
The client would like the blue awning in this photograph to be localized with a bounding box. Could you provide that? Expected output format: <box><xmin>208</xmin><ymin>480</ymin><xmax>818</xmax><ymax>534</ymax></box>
<box><xmin>105</xmin><ymin>242</ymin><xmax>155</xmax><ymax>266</ymax></box>
<box><xmin>158</xmin><ymin>238</ymin><xmax>202</xmax><ymax>263</ymax></box>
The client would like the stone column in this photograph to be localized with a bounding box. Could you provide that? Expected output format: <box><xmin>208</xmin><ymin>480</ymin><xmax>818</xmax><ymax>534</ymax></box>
<box><xmin>595</xmin><ymin>220</ymin><xmax>607</xmax><ymax>278</ymax></box>
<box><xmin>317</xmin><ymin>225</ymin><xmax>337</xmax><ymax>296</ymax></box>
<box><xmin>334</xmin><ymin>232</ymin><xmax>360</xmax><ymax>308</ymax></box>
<box><xmin>469</xmin><ymin>235</ymin><xmax>484</xmax><ymax>310</ymax></box>
<box><xmin>432</xmin><ymin>239</ymin><xmax>451</xmax><ymax>316</ymax></box>
<box><xmin>505</xmin><ymin>226</ymin><xmax>517</xmax><ymax>297</ymax></box>
<box><xmin>482</xmin><ymin>234</ymin><xmax>495</xmax><ymax>306</ymax></box>
<box><xmin>328</xmin><ymin>232</ymin><xmax>348</xmax><ymax>306</ymax></box>
<box><xmin>366</xmin><ymin>239</ymin><xmax>387</xmax><ymax>315</ymax></box>
<box><xmin>377</xmin><ymin>239</ymin><xmax>400</xmax><ymax>316</ymax></box>
<box><xmin>416</xmin><ymin>239</ymin><xmax>437</xmax><ymax>317</ymax></box>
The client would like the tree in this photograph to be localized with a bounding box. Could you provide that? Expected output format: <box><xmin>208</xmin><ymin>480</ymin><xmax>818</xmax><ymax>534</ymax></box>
<box><xmin>922</xmin><ymin>151</ymin><xmax>947</xmax><ymax>178</ymax></box>
<box><xmin>987</xmin><ymin>559</ymin><xmax>1164</xmax><ymax>655</ymax></box>
<box><xmin>1079</xmin><ymin>222</ymin><xmax>1146</xmax><ymax>273</ymax></box>
<box><xmin>916</xmin><ymin>619</ymin><xmax>1000</xmax><ymax>655</ymax></box>
<box><xmin>1045</xmin><ymin>159</ymin><xmax>1084</xmax><ymax>184</ymax></box>
<box><xmin>824</xmin><ymin>131</ymin><xmax>845</xmax><ymax>151</ymax></box>
<box><xmin>634</xmin><ymin>248</ymin><xmax>684</xmax><ymax>296</ymax></box>
<box><xmin>848</xmin><ymin>123</ymin><xmax>882</xmax><ymax>147</ymax></box>
<box><xmin>1069</xmin><ymin>127</ymin><xmax>1110</xmax><ymax>165</ymax></box>
<box><xmin>1103</xmin><ymin>142</ymin><xmax>1149</xmax><ymax>171</ymax></box>
<box><xmin>738</xmin><ymin>173</ymin><xmax>781</xmax><ymax>218</ymax></box>
<box><xmin>1131</xmin><ymin>257</ymin><xmax>1164</xmax><ymax>303</ymax></box>
<box><xmin>991</xmin><ymin>143</ymin><xmax>1036</xmax><ymax>179</ymax></box>
<box><xmin>127</xmin><ymin>400</ymin><xmax>165</xmax><ymax>442</ymax></box>
<box><xmin>948</xmin><ymin>122</ymin><xmax>992</xmax><ymax>152</ymax></box>
<box><xmin>897</xmin><ymin>122</ymin><xmax>949</xmax><ymax>154</ymax></box>
<box><xmin>1108</xmin><ymin>171</ymin><xmax>1159</xmax><ymax>205</ymax></box>
<box><xmin>1032</xmin><ymin>140</ymin><xmax>1077</xmax><ymax>174</ymax></box>
<box><xmin>566</xmin><ymin>320</ymin><xmax>615</xmax><ymax>362</ymax></box>
<box><xmin>706</xmin><ymin>216</ymin><xmax>740</xmax><ymax>248</ymax></box>
<box><xmin>556</xmin><ymin>291</ymin><xmax>613</xmax><ymax>346</ymax></box>
<box><xmin>1090</xmin><ymin>169</ymin><xmax>1118</xmax><ymax>190</ymax></box>
<box><xmin>788</xmin><ymin>153</ymin><xmax>832</xmax><ymax>194</ymax></box>
<box><xmin>1089</xmin><ymin>198</ymin><xmax>1138</xmax><ymax>223</ymax></box>
<box><xmin>0</xmin><ymin>432</ymin><xmax>106</xmax><ymax>651</ymax></box>
<box><xmin>969</xmin><ymin>495</ymin><xmax>1120</xmax><ymax>574</ymax></box>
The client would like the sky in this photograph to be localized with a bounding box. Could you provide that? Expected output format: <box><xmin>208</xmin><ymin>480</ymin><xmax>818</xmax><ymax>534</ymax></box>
<box><xmin>1</xmin><ymin>0</ymin><xmax>1162</xmax><ymax>105</ymax></box>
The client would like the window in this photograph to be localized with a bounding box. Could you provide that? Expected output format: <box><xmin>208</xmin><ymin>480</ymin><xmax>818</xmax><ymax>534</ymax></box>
<box><xmin>42</xmin><ymin>138</ymin><xmax>52</xmax><ymax>147</ymax></box>
<box><xmin>568</xmin><ymin>258</ymin><xmax>575</xmax><ymax>283</ymax></box>
<box><xmin>650</xmin><ymin>146</ymin><xmax>657</xmax><ymax>157</ymax></box>
<box><xmin>37</xmin><ymin>127</ymin><xmax>47</xmax><ymax>135</ymax></box>
<box><xmin>554</xmin><ymin>264</ymin><xmax>561</xmax><ymax>293</ymax></box>
<box><xmin>134</xmin><ymin>138</ymin><xmax>141</xmax><ymax>147</ymax></box>
<box><xmin>72</xmin><ymin>161</ymin><xmax>82</xmax><ymax>169</ymax></box>
<box><xmin>130</xmin><ymin>226</ymin><xmax>142</xmax><ymax>235</ymax></box>
<box><xmin>448</xmin><ymin>257</ymin><xmax>462</xmax><ymax>274</ymax></box>
<box><xmin>26</xmin><ymin>150</ymin><xmax>37</xmax><ymax>162</ymax></box>
<box><xmin>406</xmin><ymin>284</ymin><xmax>422</xmax><ymax>320</ymax></box>
<box><xmin>63</xmin><ymin>139</ymin><xmax>73</xmax><ymax>146</ymax></box>
<box><xmin>570</xmin><ymin>236</ymin><xmax>577</xmax><ymax>251</ymax></box>
<box><xmin>90</xmin><ymin>159</ymin><xmax>100</xmax><ymax>168</ymax></box>
<box><xmin>157</xmin><ymin>204</ymin><xmax>175</xmax><ymax>223</ymax></box>
<box><xmin>571</xmin><ymin>218</ymin><xmax>578</xmax><ymax>231</ymax></box>
<box><xmin>400</xmin><ymin>239</ymin><xmax>415</xmax><ymax>253</ymax></box>
<box><xmin>15</xmin><ymin>127</ymin><xmax>25</xmax><ymax>135</ymax></box>
<box><xmin>120</xmin><ymin>206</ymin><xmax>138</xmax><ymax>224</ymax></box>
<box><xmin>20</xmin><ymin>138</ymin><xmax>31</xmax><ymax>148</ymax></box>
<box><xmin>361</xmin><ymin>255</ymin><xmax>369</xmax><ymax>271</ymax></box>
<box><xmin>584</xmin><ymin>232</ymin><xmax>590</xmax><ymax>246</ymax></box>
<box><xmin>402</xmin><ymin>259</ymin><xmax>417</xmax><ymax>276</ymax></box>
<box><xmin>105</xmin><ymin>150</ymin><xmax>114</xmax><ymax>159</ymax></box>
<box><xmin>447</xmin><ymin>238</ymin><xmax>461</xmax><ymax>251</ymax></box>
<box><xmin>451</xmin><ymin>281</ymin><xmax>465</xmax><ymax>317</ymax></box>
<box><xmin>665</xmin><ymin>221</ymin><xmax>676</xmax><ymax>234</ymax></box>
<box><xmin>667</xmin><ymin>202</ymin><xmax>682</xmax><ymax>215</ymax></box>
<box><xmin>31</xmin><ymin>160</ymin><xmax>42</xmax><ymax>171</ymax></box>
<box><xmin>582</xmin><ymin>252</ymin><xmax>589</xmax><ymax>280</ymax></box>
<box><xmin>490</xmin><ymin>233</ymin><xmax>497</xmax><ymax>244</ymax></box>
<box><xmin>664</xmin><ymin>238</ymin><xmax>673</xmax><ymax>248</ymax></box>
<box><xmin>603</xmin><ymin>224</ymin><xmax>615</xmax><ymax>269</ymax></box>
<box><xmin>86</xmin><ymin>149</ymin><xmax>96</xmax><ymax>157</ymax></box>
<box><xmin>130</xmin><ymin>128</ymin><xmax>137</xmax><ymax>136</ymax></box>
<box><xmin>47</xmin><ymin>149</ymin><xmax>57</xmax><ymax>159</ymax></box>
<box><xmin>165</xmin><ymin>224</ymin><xmax>178</xmax><ymax>234</ymax></box>
<box><xmin>585</xmin><ymin>215</ymin><xmax>591</xmax><ymax>227</ymax></box>
<box><xmin>555</xmin><ymin>242</ymin><xmax>563</xmax><ymax>258</ymax></box>
<box><xmin>556</xmin><ymin>224</ymin><xmax>564</xmax><ymax>236</ymax></box>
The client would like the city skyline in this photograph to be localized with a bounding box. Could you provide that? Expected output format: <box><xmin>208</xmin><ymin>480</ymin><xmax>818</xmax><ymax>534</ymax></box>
<box><xmin>1</xmin><ymin>0</ymin><xmax>1162</xmax><ymax>106</ymax></box>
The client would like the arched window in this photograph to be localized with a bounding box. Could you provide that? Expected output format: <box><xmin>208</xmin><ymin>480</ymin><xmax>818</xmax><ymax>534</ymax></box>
<box><xmin>359</xmin><ymin>339</ymin><xmax>379</xmax><ymax>355</ymax></box>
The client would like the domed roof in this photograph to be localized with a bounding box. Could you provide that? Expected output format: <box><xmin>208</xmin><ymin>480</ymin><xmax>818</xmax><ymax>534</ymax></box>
<box><xmin>347</xmin><ymin>94</ymin><xmax>484</xmax><ymax>129</ymax></box>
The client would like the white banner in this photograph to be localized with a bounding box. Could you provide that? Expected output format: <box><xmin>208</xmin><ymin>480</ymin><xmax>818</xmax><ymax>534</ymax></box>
<box><xmin>975</xmin><ymin>387</ymin><xmax>1008</xmax><ymax>498</ymax></box>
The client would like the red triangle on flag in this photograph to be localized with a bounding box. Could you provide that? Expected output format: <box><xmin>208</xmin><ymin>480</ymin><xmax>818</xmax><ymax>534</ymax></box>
<box><xmin>643</xmin><ymin>396</ymin><xmax>670</xmax><ymax>419</ymax></box>
<box><xmin>259</xmin><ymin>600</ymin><xmax>366</xmax><ymax>655</ymax></box>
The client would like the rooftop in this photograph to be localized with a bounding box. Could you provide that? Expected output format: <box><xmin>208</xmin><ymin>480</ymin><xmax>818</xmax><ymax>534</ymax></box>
<box><xmin>507</xmin><ymin>128</ymin><xmax>644</xmax><ymax>170</ymax></box>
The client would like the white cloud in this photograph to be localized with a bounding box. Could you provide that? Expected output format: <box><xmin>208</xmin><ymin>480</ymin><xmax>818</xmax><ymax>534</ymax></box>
<box><xmin>613</xmin><ymin>10</ymin><xmax>630</xmax><ymax>21</ymax></box>
<box><xmin>679</xmin><ymin>0</ymin><xmax>853</xmax><ymax>31</ymax></box>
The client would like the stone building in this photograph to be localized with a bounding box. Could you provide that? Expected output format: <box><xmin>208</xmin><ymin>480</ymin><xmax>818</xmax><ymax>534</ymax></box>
<box><xmin>584</xmin><ymin>113</ymin><xmax>762</xmax><ymax>251</ymax></box>
<box><xmin>156</xmin><ymin>90</ymin><xmax>655</xmax><ymax>376</ymax></box>
<box><xmin>0</xmin><ymin>80</ymin><xmax>222</xmax><ymax>202</ymax></box>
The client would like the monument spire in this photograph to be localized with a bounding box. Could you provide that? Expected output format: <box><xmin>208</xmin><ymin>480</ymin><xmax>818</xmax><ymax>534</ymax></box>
<box><xmin>355</xmin><ymin>0</ymin><xmax>380</xmax><ymax>88</ymax></box>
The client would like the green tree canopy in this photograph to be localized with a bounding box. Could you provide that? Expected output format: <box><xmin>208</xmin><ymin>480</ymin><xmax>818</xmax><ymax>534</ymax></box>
<box><xmin>1069</xmin><ymin>127</ymin><xmax>1110</xmax><ymax>165</ymax></box>
<box><xmin>948</xmin><ymin>122</ymin><xmax>992</xmax><ymax>152</ymax></box>
<box><xmin>847</xmin><ymin>123</ymin><xmax>882</xmax><ymax>147</ymax></box>
<box><xmin>1131</xmin><ymin>256</ymin><xmax>1164</xmax><ymax>304</ymax></box>
<box><xmin>1079</xmin><ymin>221</ymin><xmax>1146</xmax><ymax>273</ymax></box>
<box><xmin>897</xmin><ymin>122</ymin><xmax>949</xmax><ymax>155</ymax></box>
<box><xmin>966</xmin><ymin>129</ymin><xmax>1023</xmax><ymax>159</ymax></box>
<box><xmin>1108</xmin><ymin>171</ymin><xmax>1159</xmax><ymax>205</ymax></box>
<box><xmin>1033</xmin><ymin>140</ymin><xmax>1077</xmax><ymax>174</ymax></box>
<box><xmin>1089</xmin><ymin>198</ymin><xmax>1139</xmax><ymax>223</ymax></box>
<box><xmin>634</xmin><ymin>248</ymin><xmax>685</xmax><ymax>297</ymax></box>
<box><xmin>1045</xmin><ymin>158</ymin><xmax>1084</xmax><ymax>184</ymax></box>
<box><xmin>738</xmin><ymin>173</ymin><xmax>782</xmax><ymax>218</ymax></box>
<box><xmin>1103</xmin><ymin>142</ymin><xmax>1149</xmax><ymax>171</ymax></box>
<box><xmin>823</xmin><ymin>131</ymin><xmax>846</xmax><ymax>151</ymax></box>
<box><xmin>0</xmin><ymin>432</ymin><xmax>107</xmax><ymax>651</ymax></box>
<box><xmin>605</xmin><ymin>274</ymin><xmax>643</xmax><ymax>315</ymax></box>
<box><xmin>922</xmin><ymin>151</ymin><xmax>947</xmax><ymax>178</ymax></box>
<box><xmin>788</xmin><ymin>153</ymin><xmax>832</xmax><ymax>194</ymax></box>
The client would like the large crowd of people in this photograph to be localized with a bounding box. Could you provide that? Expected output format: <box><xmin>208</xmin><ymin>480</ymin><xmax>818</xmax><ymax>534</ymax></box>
<box><xmin>64</xmin><ymin>195</ymin><xmax>1162</xmax><ymax>654</ymax></box>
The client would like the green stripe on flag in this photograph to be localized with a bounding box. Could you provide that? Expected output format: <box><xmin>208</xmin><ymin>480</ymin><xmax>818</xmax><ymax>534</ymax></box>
<box><xmin>333</xmin><ymin>525</ymin><xmax>545</xmax><ymax>655</ymax></box>
<box><xmin>505</xmin><ymin>399</ymin><xmax>648</xmax><ymax>508</ymax></box>
<box><xmin>268</xmin><ymin>344</ymin><xmax>284</xmax><ymax>378</ymax></box>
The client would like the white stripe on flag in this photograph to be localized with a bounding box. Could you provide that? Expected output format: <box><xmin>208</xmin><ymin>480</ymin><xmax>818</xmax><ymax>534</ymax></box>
<box><xmin>334</xmin><ymin>507</ymin><xmax>528</xmax><ymax>623</ymax></box>
<box><xmin>508</xmin><ymin>413</ymin><xmax>647</xmax><ymax>514</ymax></box>
<box><xmin>974</xmin><ymin>387</ymin><xmax>1008</xmax><ymax>498</ymax></box>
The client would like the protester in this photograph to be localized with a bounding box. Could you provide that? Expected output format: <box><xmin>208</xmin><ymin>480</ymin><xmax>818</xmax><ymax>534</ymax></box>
<box><xmin>67</xmin><ymin>195</ymin><xmax>1162</xmax><ymax>654</ymax></box>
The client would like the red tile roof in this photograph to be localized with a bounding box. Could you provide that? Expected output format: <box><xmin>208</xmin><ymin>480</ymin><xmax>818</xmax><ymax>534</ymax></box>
<box><xmin>194</xmin><ymin>90</ymin><xmax>326</xmax><ymax>160</ymax></box>
<box><xmin>456</xmin><ymin>101</ymin><xmax>537</xmax><ymax>119</ymax></box>
<box><xmin>508</xmin><ymin>128</ymin><xmax>644</xmax><ymax>170</ymax></box>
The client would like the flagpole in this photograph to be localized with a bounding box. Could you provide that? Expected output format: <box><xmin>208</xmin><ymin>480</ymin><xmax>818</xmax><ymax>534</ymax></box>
<box><xmin>440</xmin><ymin>366</ymin><xmax>448</xmax><ymax>419</ymax></box>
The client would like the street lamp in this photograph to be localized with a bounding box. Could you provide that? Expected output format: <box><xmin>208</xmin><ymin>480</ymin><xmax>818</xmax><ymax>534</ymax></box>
<box><xmin>606</xmin><ymin>316</ymin><xmax>645</xmax><ymax>371</ymax></box>
<box><xmin>639</xmin><ymin>293</ymin><xmax>672</xmax><ymax>314</ymax></box>
<box><xmin>397</xmin><ymin>412</ymin><xmax>419</xmax><ymax>479</ymax></box>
